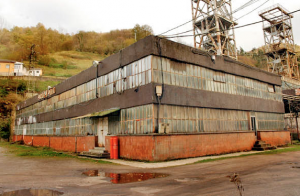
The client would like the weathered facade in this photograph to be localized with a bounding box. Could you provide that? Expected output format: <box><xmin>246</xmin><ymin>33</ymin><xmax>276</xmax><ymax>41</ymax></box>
<box><xmin>14</xmin><ymin>36</ymin><xmax>290</xmax><ymax>161</ymax></box>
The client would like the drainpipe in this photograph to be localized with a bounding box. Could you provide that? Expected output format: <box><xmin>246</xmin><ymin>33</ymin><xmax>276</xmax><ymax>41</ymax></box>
<box><xmin>296</xmin><ymin>113</ymin><xmax>299</xmax><ymax>141</ymax></box>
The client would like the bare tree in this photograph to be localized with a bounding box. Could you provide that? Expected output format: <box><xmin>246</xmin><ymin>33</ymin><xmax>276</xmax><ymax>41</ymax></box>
<box><xmin>0</xmin><ymin>15</ymin><xmax>7</xmax><ymax>30</ymax></box>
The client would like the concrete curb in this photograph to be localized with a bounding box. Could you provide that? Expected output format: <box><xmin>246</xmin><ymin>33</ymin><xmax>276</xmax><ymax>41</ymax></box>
<box><xmin>99</xmin><ymin>150</ymin><xmax>264</xmax><ymax>169</ymax></box>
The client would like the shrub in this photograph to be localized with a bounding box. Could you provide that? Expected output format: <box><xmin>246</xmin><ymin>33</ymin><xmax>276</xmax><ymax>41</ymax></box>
<box><xmin>0</xmin><ymin>87</ymin><xmax>8</xmax><ymax>97</ymax></box>
<box><xmin>17</xmin><ymin>82</ymin><xmax>27</xmax><ymax>94</ymax></box>
<box><xmin>0</xmin><ymin>118</ymin><xmax>10</xmax><ymax>140</ymax></box>
<box><xmin>38</xmin><ymin>55</ymin><xmax>51</xmax><ymax>66</ymax></box>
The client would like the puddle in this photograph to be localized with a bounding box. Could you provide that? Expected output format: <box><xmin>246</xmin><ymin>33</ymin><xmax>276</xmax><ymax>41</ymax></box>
<box><xmin>82</xmin><ymin>170</ymin><xmax>100</xmax><ymax>176</ymax></box>
<box><xmin>0</xmin><ymin>189</ymin><xmax>63</xmax><ymax>196</ymax></box>
<box><xmin>82</xmin><ymin>170</ymin><xmax>169</xmax><ymax>184</ymax></box>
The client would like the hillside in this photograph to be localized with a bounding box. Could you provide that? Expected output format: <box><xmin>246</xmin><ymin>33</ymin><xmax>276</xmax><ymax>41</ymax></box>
<box><xmin>29</xmin><ymin>51</ymin><xmax>104</xmax><ymax>77</ymax></box>
<box><xmin>238</xmin><ymin>45</ymin><xmax>300</xmax><ymax>71</ymax></box>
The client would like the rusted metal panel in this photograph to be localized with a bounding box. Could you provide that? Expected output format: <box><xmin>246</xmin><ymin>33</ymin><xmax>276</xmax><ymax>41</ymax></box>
<box><xmin>16</xmin><ymin>35</ymin><xmax>282</xmax><ymax>111</ymax></box>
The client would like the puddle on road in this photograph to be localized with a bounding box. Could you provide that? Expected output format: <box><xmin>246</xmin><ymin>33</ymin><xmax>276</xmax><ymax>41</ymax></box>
<box><xmin>82</xmin><ymin>170</ymin><xmax>169</xmax><ymax>184</ymax></box>
<box><xmin>0</xmin><ymin>189</ymin><xmax>63</xmax><ymax>196</ymax></box>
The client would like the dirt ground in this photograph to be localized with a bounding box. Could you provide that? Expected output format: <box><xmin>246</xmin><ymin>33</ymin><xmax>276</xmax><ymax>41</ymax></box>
<box><xmin>1</xmin><ymin>146</ymin><xmax>300</xmax><ymax>196</ymax></box>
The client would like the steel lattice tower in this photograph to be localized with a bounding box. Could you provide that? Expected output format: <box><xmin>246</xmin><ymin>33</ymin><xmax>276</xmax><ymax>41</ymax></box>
<box><xmin>259</xmin><ymin>4</ymin><xmax>299</xmax><ymax>79</ymax></box>
<box><xmin>191</xmin><ymin>0</ymin><xmax>237</xmax><ymax>59</ymax></box>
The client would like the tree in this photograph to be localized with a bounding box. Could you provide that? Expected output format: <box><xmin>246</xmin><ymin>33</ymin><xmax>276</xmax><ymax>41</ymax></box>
<box><xmin>132</xmin><ymin>24</ymin><xmax>153</xmax><ymax>41</ymax></box>
<box><xmin>35</xmin><ymin>23</ymin><xmax>48</xmax><ymax>55</ymax></box>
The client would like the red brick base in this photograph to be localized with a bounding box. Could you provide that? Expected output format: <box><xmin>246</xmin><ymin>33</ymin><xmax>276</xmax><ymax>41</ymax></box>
<box><xmin>12</xmin><ymin>135</ymin><xmax>96</xmax><ymax>152</ymax></box>
<box><xmin>12</xmin><ymin>131</ymin><xmax>290</xmax><ymax>161</ymax></box>
<box><xmin>106</xmin><ymin>132</ymin><xmax>257</xmax><ymax>161</ymax></box>
<box><xmin>257</xmin><ymin>131</ymin><xmax>290</xmax><ymax>147</ymax></box>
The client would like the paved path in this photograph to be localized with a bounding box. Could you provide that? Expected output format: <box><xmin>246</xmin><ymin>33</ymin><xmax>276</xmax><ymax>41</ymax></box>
<box><xmin>1</xmin><ymin>146</ymin><xmax>300</xmax><ymax>196</ymax></box>
<box><xmin>100</xmin><ymin>150</ymin><xmax>263</xmax><ymax>168</ymax></box>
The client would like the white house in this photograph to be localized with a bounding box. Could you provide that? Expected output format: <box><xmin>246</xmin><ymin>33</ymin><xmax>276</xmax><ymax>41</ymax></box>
<box><xmin>14</xmin><ymin>62</ymin><xmax>28</xmax><ymax>76</ymax></box>
<box><xmin>28</xmin><ymin>68</ymin><xmax>42</xmax><ymax>76</ymax></box>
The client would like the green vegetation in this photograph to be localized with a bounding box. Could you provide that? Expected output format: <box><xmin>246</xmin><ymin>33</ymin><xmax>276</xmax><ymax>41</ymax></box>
<box><xmin>0</xmin><ymin>141</ymin><xmax>112</xmax><ymax>164</ymax></box>
<box><xmin>0</xmin><ymin>79</ymin><xmax>60</xmax><ymax>93</ymax></box>
<box><xmin>0</xmin><ymin>23</ymin><xmax>153</xmax><ymax>62</ymax></box>
<box><xmin>0</xmin><ymin>141</ymin><xmax>74</xmax><ymax>158</ymax></box>
<box><xmin>0</xmin><ymin>119</ymin><xmax>10</xmax><ymax>140</ymax></box>
<box><xmin>36</xmin><ymin>51</ymin><xmax>104</xmax><ymax>77</ymax></box>
<box><xmin>238</xmin><ymin>45</ymin><xmax>300</xmax><ymax>70</ymax></box>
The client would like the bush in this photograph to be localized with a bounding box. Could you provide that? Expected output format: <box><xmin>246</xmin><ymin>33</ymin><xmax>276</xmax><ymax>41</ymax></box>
<box><xmin>38</xmin><ymin>55</ymin><xmax>51</xmax><ymax>66</ymax></box>
<box><xmin>0</xmin><ymin>87</ymin><xmax>8</xmax><ymax>97</ymax></box>
<box><xmin>17</xmin><ymin>82</ymin><xmax>27</xmax><ymax>94</ymax></box>
<box><xmin>0</xmin><ymin>119</ymin><xmax>10</xmax><ymax>140</ymax></box>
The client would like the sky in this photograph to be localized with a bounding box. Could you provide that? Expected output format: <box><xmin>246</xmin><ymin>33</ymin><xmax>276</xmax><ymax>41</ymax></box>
<box><xmin>0</xmin><ymin>0</ymin><xmax>299</xmax><ymax>51</ymax></box>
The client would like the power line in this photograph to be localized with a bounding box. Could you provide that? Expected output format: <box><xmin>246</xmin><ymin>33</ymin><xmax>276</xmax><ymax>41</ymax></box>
<box><xmin>158</xmin><ymin>0</ymin><xmax>263</xmax><ymax>36</ymax></box>
<box><xmin>158</xmin><ymin>2</ymin><xmax>224</xmax><ymax>36</ymax></box>
<box><xmin>236</xmin><ymin>0</ymin><xmax>270</xmax><ymax>20</ymax></box>
<box><xmin>162</xmin><ymin>9</ymin><xmax>300</xmax><ymax>39</ymax></box>
<box><xmin>232</xmin><ymin>0</ymin><xmax>261</xmax><ymax>14</ymax></box>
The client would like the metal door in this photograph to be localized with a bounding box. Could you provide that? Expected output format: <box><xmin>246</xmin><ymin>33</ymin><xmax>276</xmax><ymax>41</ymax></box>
<box><xmin>97</xmin><ymin>117</ymin><xmax>108</xmax><ymax>147</ymax></box>
<box><xmin>251</xmin><ymin>116</ymin><xmax>257</xmax><ymax>137</ymax></box>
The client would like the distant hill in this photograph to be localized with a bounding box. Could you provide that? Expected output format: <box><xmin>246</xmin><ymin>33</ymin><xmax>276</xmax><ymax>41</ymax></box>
<box><xmin>238</xmin><ymin>45</ymin><xmax>300</xmax><ymax>71</ymax></box>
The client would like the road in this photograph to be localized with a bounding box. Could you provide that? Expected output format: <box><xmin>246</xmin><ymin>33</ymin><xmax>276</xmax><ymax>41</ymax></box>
<box><xmin>1</xmin><ymin>146</ymin><xmax>300</xmax><ymax>196</ymax></box>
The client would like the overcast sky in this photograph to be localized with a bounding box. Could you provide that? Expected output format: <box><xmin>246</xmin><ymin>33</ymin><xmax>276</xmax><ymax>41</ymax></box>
<box><xmin>0</xmin><ymin>0</ymin><xmax>299</xmax><ymax>51</ymax></box>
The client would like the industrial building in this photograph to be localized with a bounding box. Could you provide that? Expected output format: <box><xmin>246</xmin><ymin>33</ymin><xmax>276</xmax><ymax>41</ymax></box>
<box><xmin>13</xmin><ymin>36</ymin><xmax>290</xmax><ymax>161</ymax></box>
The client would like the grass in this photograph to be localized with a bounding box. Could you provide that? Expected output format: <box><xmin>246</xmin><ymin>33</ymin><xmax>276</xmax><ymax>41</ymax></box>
<box><xmin>0</xmin><ymin>141</ymin><xmax>112</xmax><ymax>164</ymax></box>
<box><xmin>0</xmin><ymin>79</ymin><xmax>61</xmax><ymax>93</ymax></box>
<box><xmin>194</xmin><ymin>143</ymin><xmax>300</xmax><ymax>164</ymax></box>
<box><xmin>30</xmin><ymin>51</ymin><xmax>105</xmax><ymax>78</ymax></box>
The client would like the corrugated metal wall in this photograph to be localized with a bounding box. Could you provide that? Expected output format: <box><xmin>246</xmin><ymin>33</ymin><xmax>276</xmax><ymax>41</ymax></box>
<box><xmin>16</xmin><ymin>56</ymin><xmax>152</xmax><ymax>121</ymax></box>
<box><xmin>15</xmin><ymin>118</ymin><xmax>97</xmax><ymax>136</ymax></box>
<box><xmin>152</xmin><ymin>56</ymin><xmax>282</xmax><ymax>102</ymax></box>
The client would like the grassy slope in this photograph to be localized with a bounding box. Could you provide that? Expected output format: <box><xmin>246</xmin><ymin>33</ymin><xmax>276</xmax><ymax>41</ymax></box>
<box><xmin>0</xmin><ymin>79</ymin><xmax>61</xmax><ymax>93</ymax></box>
<box><xmin>35</xmin><ymin>51</ymin><xmax>105</xmax><ymax>77</ymax></box>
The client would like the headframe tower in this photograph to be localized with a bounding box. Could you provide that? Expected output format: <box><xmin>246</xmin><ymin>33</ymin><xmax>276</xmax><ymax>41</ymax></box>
<box><xmin>191</xmin><ymin>0</ymin><xmax>237</xmax><ymax>59</ymax></box>
<box><xmin>259</xmin><ymin>4</ymin><xmax>299</xmax><ymax>79</ymax></box>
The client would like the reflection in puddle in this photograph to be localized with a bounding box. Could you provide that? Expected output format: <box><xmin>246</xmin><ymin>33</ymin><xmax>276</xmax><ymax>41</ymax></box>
<box><xmin>82</xmin><ymin>170</ymin><xmax>169</xmax><ymax>184</ymax></box>
<box><xmin>82</xmin><ymin>170</ymin><xmax>100</xmax><ymax>176</ymax></box>
<box><xmin>0</xmin><ymin>189</ymin><xmax>63</xmax><ymax>196</ymax></box>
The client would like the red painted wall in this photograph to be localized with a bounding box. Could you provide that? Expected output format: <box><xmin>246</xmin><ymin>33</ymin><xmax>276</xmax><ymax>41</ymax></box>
<box><xmin>50</xmin><ymin>137</ymin><xmax>76</xmax><ymax>152</ymax></box>
<box><xmin>106</xmin><ymin>136</ymin><xmax>155</xmax><ymax>161</ymax></box>
<box><xmin>14</xmin><ymin>136</ymin><xmax>96</xmax><ymax>152</ymax></box>
<box><xmin>106</xmin><ymin>132</ymin><xmax>256</xmax><ymax>161</ymax></box>
<box><xmin>23</xmin><ymin>136</ymin><xmax>33</xmax><ymax>145</ymax></box>
<box><xmin>12</xmin><ymin>135</ymin><xmax>23</xmax><ymax>142</ymax></box>
<box><xmin>33</xmin><ymin>136</ymin><xmax>50</xmax><ymax>147</ymax></box>
<box><xmin>153</xmin><ymin>133</ymin><xmax>256</xmax><ymax>161</ymax></box>
<box><xmin>14</xmin><ymin>131</ymin><xmax>290</xmax><ymax>161</ymax></box>
<box><xmin>77</xmin><ymin>136</ymin><xmax>96</xmax><ymax>152</ymax></box>
<box><xmin>257</xmin><ymin>131</ymin><xmax>290</xmax><ymax>147</ymax></box>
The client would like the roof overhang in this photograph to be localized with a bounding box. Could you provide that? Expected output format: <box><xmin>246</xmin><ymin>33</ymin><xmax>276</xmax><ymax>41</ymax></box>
<box><xmin>72</xmin><ymin>108</ymin><xmax>120</xmax><ymax>119</ymax></box>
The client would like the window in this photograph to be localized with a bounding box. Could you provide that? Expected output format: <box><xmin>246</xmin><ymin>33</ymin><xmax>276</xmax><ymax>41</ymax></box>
<box><xmin>36</xmin><ymin>71</ymin><xmax>40</xmax><ymax>73</ymax></box>
<box><xmin>213</xmin><ymin>72</ymin><xmax>226</xmax><ymax>83</ymax></box>
<box><xmin>268</xmin><ymin>85</ymin><xmax>275</xmax><ymax>93</ymax></box>
<box><xmin>6</xmin><ymin>64</ymin><xmax>9</xmax><ymax>69</ymax></box>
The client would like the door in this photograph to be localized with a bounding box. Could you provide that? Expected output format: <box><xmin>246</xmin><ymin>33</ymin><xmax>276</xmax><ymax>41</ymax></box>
<box><xmin>251</xmin><ymin>116</ymin><xmax>257</xmax><ymax>137</ymax></box>
<box><xmin>97</xmin><ymin>117</ymin><xmax>108</xmax><ymax>147</ymax></box>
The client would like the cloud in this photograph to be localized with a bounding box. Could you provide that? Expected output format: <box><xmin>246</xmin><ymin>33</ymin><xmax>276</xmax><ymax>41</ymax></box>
<box><xmin>0</xmin><ymin>0</ymin><xmax>299</xmax><ymax>50</ymax></box>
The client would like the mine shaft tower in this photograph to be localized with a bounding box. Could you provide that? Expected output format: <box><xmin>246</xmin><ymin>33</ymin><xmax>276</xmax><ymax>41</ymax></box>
<box><xmin>259</xmin><ymin>4</ymin><xmax>299</xmax><ymax>79</ymax></box>
<box><xmin>191</xmin><ymin>0</ymin><xmax>237</xmax><ymax>59</ymax></box>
